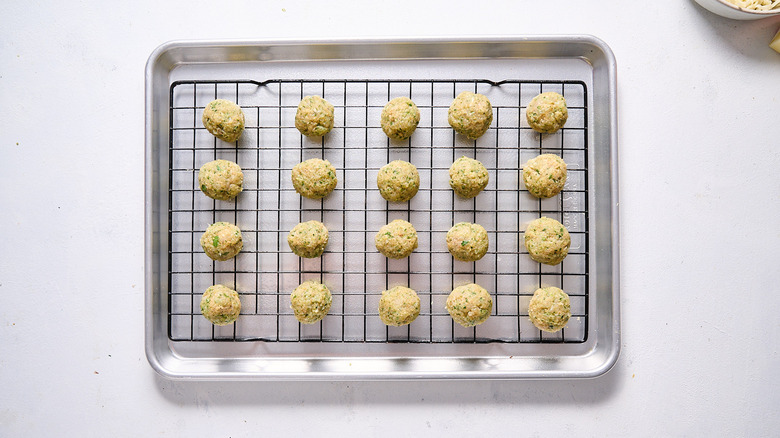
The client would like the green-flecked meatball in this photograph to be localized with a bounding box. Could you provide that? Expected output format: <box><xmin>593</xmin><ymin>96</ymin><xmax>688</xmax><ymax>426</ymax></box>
<box><xmin>202</xmin><ymin>99</ymin><xmax>245</xmax><ymax>143</ymax></box>
<box><xmin>381</xmin><ymin>97</ymin><xmax>420</xmax><ymax>140</ymax></box>
<box><xmin>446</xmin><ymin>222</ymin><xmax>488</xmax><ymax>262</ymax></box>
<box><xmin>375</xmin><ymin>219</ymin><xmax>418</xmax><ymax>259</ymax></box>
<box><xmin>377</xmin><ymin>160</ymin><xmax>420</xmax><ymax>202</ymax></box>
<box><xmin>526</xmin><ymin>92</ymin><xmax>568</xmax><ymax>134</ymax></box>
<box><xmin>522</xmin><ymin>154</ymin><xmax>567</xmax><ymax>198</ymax></box>
<box><xmin>523</xmin><ymin>217</ymin><xmax>571</xmax><ymax>266</ymax></box>
<box><xmin>200</xmin><ymin>284</ymin><xmax>241</xmax><ymax>326</ymax></box>
<box><xmin>447</xmin><ymin>91</ymin><xmax>493</xmax><ymax>140</ymax></box>
<box><xmin>528</xmin><ymin>286</ymin><xmax>571</xmax><ymax>332</ymax></box>
<box><xmin>446</xmin><ymin>283</ymin><xmax>492</xmax><ymax>327</ymax></box>
<box><xmin>295</xmin><ymin>96</ymin><xmax>334</xmax><ymax>137</ymax></box>
<box><xmin>198</xmin><ymin>159</ymin><xmax>243</xmax><ymax>201</ymax></box>
<box><xmin>378</xmin><ymin>286</ymin><xmax>420</xmax><ymax>326</ymax></box>
<box><xmin>290</xmin><ymin>280</ymin><xmax>332</xmax><ymax>324</ymax></box>
<box><xmin>449</xmin><ymin>156</ymin><xmax>489</xmax><ymax>198</ymax></box>
<box><xmin>287</xmin><ymin>220</ymin><xmax>329</xmax><ymax>258</ymax></box>
<box><xmin>200</xmin><ymin>222</ymin><xmax>243</xmax><ymax>261</ymax></box>
<box><xmin>291</xmin><ymin>158</ymin><xmax>337</xmax><ymax>199</ymax></box>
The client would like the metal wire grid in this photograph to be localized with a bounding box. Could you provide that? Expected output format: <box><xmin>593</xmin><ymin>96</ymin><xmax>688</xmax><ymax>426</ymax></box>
<box><xmin>167</xmin><ymin>78</ymin><xmax>589</xmax><ymax>344</ymax></box>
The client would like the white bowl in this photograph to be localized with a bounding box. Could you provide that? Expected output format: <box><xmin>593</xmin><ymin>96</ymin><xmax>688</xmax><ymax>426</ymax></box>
<box><xmin>693</xmin><ymin>0</ymin><xmax>780</xmax><ymax>19</ymax></box>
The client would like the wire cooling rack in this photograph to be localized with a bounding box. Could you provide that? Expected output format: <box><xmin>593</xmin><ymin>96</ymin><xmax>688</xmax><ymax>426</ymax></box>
<box><xmin>167</xmin><ymin>78</ymin><xmax>588</xmax><ymax>344</ymax></box>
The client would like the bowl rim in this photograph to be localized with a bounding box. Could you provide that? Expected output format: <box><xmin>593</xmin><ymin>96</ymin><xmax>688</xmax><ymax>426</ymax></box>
<box><xmin>713</xmin><ymin>0</ymin><xmax>780</xmax><ymax>15</ymax></box>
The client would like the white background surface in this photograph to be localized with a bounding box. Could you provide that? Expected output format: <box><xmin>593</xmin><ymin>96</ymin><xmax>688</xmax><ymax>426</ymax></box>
<box><xmin>2</xmin><ymin>0</ymin><xmax>779</xmax><ymax>436</ymax></box>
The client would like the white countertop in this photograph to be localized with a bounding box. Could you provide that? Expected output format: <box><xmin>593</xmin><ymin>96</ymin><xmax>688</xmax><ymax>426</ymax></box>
<box><xmin>2</xmin><ymin>0</ymin><xmax>779</xmax><ymax>435</ymax></box>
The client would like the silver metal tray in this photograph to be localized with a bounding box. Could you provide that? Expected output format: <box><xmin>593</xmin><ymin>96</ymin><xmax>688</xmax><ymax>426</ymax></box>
<box><xmin>144</xmin><ymin>36</ymin><xmax>619</xmax><ymax>379</ymax></box>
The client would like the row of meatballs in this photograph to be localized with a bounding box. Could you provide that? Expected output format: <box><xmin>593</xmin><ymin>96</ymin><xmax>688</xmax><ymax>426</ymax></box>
<box><xmin>201</xmin><ymin>90</ymin><xmax>569</xmax><ymax>145</ymax></box>
<box><xmin>200</xmin><ymin>151</ymin><xmax>568</xmax><ymax>207</ymax></box>
<box><xmin>202</xmin><ymin>215</ymin><xmax>567</xmax><ymax>266</ymax></box>
<box><xmin>201</xmin><ymin>281</ymin><xmax>570</xmax><ymax>335</ymax></box>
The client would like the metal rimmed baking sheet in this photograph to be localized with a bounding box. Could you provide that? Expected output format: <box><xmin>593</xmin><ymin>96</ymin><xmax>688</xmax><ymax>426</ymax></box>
<box><xmin>145</xmin><ymin>36</ymin><xmax>619</xmax><ymax>379</ymax></box>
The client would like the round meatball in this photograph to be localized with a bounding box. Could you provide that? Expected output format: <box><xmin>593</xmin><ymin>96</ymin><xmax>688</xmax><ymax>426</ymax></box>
<box><xmin>295</xmin><ymin>96</ymin><xmax>334</xmax><ymax>137</ymax></box>
<box><xmin>287</xmin><ymin>220</ymin><xmax>329</xmax><ymax>258</ymax></box>
<box><xmin>446</xmin><ymin>222</ymin><xmax>488</xmax><ymax>262</ymax></box>
<box><xmin>200</xmin><ymin>284</ymin><xmax>241</xmax><ymax>326</ymax></box>
<box><xmin>523</xmin><ymin>217</ymin><xmax>571</xmax><ymax>265</ymax></box>
<box><xmin>526</xmin><ymin>92</ymin><xmax>568</xmax><ymax>134</ymax></box>
<box><xmin>381</xmin><ymin>97</ymin><xmax>420</xmax><ymax>140</ymax></box>
<box><xmin>375</xmin><ymin>219</ymin><xmax>418</xmax><ymax>259</ymax></box>
<box><xmin>202</xmin><ymin>99</ymin><xmax>245</xmax><ymax>143</ymax></box>
<box><xmin>378</xmin><ymin>286</ymin><xmax>420</xmax><ymax>326</ymax></box>
<box><xmin>198</xmin><ymin>159</ymin><xmax>244</xmax><ymax>201</ymax></box>
<box><xmin>377</xmin><ymin>160</ymin><xmax>420</xmax><ymax>202</ymax></box>
<box><xmin>290</xmin><ymin>280</ymin><xmax>332</xmax><ymax>324</ymax></box>
<box><xmin>446</xmin><ymin>283</ymin><xmax>492</xmax><ymax>327</ymax></box>
<box><xmin>528</xmin><ymin>286</ymin><xmax>571</xmax><ymax>332</ymax></box>
<box><xmin>448</xmin><ymin>91</ymin><xmax>493</xmax><ymax>140</ymax></box>
<box><xmin>291</xmin><ymin>158</ymin><xmax>337</xmax><ymax>199</ymax></box>
<box><xmin>449</xmin><ymin>156</ymin><xmax>489</xmax><ymax>198</ymax></box>
<box><xmin>200</xmin><ymin>222</ymin><xmax>243</xmax><ymax>261</ymax></box>
<box><xmin>522</xmin><ymin>154</ymin><xmax>567</xmax><ymax>198</ymax></box>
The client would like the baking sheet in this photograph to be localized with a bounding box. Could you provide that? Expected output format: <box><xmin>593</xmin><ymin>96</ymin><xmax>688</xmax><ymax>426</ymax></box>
<box><xmin>145</xmin><ymin>37</ymin><xmax>620</xmax><ymax>379</ymax></box>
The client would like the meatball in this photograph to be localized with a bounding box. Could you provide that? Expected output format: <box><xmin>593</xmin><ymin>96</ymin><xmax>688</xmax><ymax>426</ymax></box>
<box><xmin>200</xmin><ymin>222</ymin><xmax>243</xmax><ymax>261</ymax></box>
<box><xmin>202</xmin><ymin>99</ymin><xmax>245</xmax><ymax>143</ymax></box>
<box><xmin>523</xmin><ymin>217</ymin><xmax>571</xmax><ymax>265</ymax></box>
<box><xmin>377</xmin><ymin>160</ymin><xmax>420</xmax><ymax>202</ymax></box>
<box><xmin>528</xmin><ymin>286</ymin><xmax>571</xmax><ymax>332</ymax></box>
<box><xmin>447</xmin><ymin>91</ymin><xmax>493</xmax><ymax>140</ymax></box>
<box><xmin>295</xmin><ymin>96</ymin><xmax>334</xmax><ymax>137</ymax></box>
<box><xmin>449</xmin><ymin>156</ymin><xmax>489</xmax><ymax>198</ymax></box>
<box><xmin>375</xmin><ymin>219</ymin><xmax>418</xmax><ymax>259</ymax></box>
<box><xmin>198</xmin><ymin>159</ymin><xmax>244</xmax><ymax>201</ymax></box>
<box><xmin>287</xmin><ymin>220</ymin><xmax>329</xmax><ymax>258</ymax></box>
<box><xmin>290</xmin><ymin>280</ymin><xmax>332</xmax><ymax>324</ymax></box>
<box><xmin>378</xmin><ymin>286</ymin><xmax>421</xmax><ymax>326</ymax></box>
<box><xmin>291</xmin><ymin>158</ymin><xmax>338</xmax><ymax>199</ymax></box>
<box><xmin>380</xmin><ymin>97</ymin><xmax>420</xmax><ymax>140</ymax></box>
<box><xmin>526</xmin><ymin>92</ymin><xmax>568</xmax><ymax>134</ymax></box>
<box><xmin>446</xmin><ymin>222</ymin><xmax>488</xmax><ymax>262</ymax></box>
<box><xmin>446</xmin><ymin>283</ymin><xmax>492</xmax><ymax>327</ymax></box>
<box><xmin>200</xmin><ymin>284</ymin><xmax>241</xmax><ymax>326</ymax></box>
<box><xmin>522</xmin><ymin>154</ymin><xmax>567</xmax><ymax>198</ymax></box>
